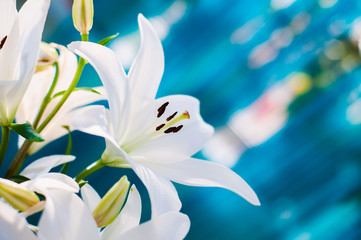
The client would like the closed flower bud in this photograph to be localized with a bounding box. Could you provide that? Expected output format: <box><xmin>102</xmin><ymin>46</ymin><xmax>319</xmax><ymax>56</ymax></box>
<box><xmin>36</xmin><ymin>42</ymin><xmax>58</xmax><ymax>71</ymax></box>
<box><xmin>72</xmin><ymin>0</ymin><xmax>94</xmax><ymax>34</ymax></box>
<box><xmin>92</xmin><ymin>176</ymin><xmax>130</xmax><ymax>228</ymax></box>
<box><xmin>0</xmin><ymin>178</ymin><xmax>39</xmax><ymax>212</ymax></box>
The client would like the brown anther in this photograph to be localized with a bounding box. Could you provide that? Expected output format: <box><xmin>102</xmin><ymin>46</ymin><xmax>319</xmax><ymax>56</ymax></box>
<box><xmin>0</xmin><ymin>36</ymin><xmax>7</xmax><ymax>50</ymax></box>
<box><xmin>173</xmin><ymin>125</ymin><xmax>183</xmax><ymax>133</ymax></box>
<box><xmin>155</xmin><ymin>123</ymin><xmax>165</xmax><ymax>131</ymax></box>
<box><xmin>164</xmin><ymin>127</ymin><xmax>177</xmax><ymax>134</ymax></box>
<box><xmin>164</xmin><ymin>125</ymin><xmax>183</xmax><ymax>134</ymax></box>
<box><xmin>166</xmin><ymin>112</ymin><xmax>178</xmax><ymax>121</ymax></box>
<box><xmin>157</xmin><ymin>102</ymin><xmax>169</xmax><ymax>118</ymax></box>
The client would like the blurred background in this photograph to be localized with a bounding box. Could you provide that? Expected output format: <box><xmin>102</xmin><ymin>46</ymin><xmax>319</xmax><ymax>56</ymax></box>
<box><xmin>5</xmin><ymin>0</ymin><xmax>361</xmax><ymax>239</ymax></box>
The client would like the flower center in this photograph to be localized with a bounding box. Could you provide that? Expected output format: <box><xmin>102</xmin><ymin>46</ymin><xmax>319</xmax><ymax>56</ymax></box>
<box><xmin>0</xmin><ymin>36</ymin><xmax>7</xmax><ymax>50</ymax></box>
<box><xmin>155</xmin><ymin>103</ymin><xmax>190</xmax><ymax>134</ymax></box>
<box><xmin>121</xmin><ymin>101</ymin><xmax>190</xmax><ymax>152</ymax></box>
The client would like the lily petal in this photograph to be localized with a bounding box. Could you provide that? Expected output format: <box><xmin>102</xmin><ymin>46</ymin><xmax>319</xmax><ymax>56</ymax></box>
<box><xmin>38</xmin><ymin>189</ymin><xmax>99</xmax><ymax>240</ymax></box>
<box><xmin>16</xmin><ymin>67</ymin><xmax>55</xmax><ymax>126</ymax></box>
<box><xmin>20</xmin><ymin>155</ymin><xmax>75</xmax><ymax>179</ymax></box>
<box><xmin>52</xmin><ymin>43</ymin><xmax>79</xmax><ymax>92</ymax></box>
<box><xmin>71</xmin><ymin>105</ymin><xmax>120</xmax><ymax>148</ymax></box>
<box><xmin>100</xmin><ymin>185</ymin><xmax>142</xmax><ymax>239</ymax></box>
<box><xmin>149</xmin><ymin>158</ymin><xmax>261</xmax><ymax>206</ymax></box>
<box><xmin>68</xmin><ymin>41</ymin><xmax>128</xmax><ymax>138</ymax></box>
<box><xmin>125</xmin><ymin>155</ymin><xmax>182</xmax><ymax>218</ymax></box>
<box><xmin>22</xmin><ymin>173</ymin><xmax>79</xmax><ymax>193</ymax></box>
<box><xmin>0</xmin><ymin>0</ymin><xmax>49</xmax><ymax>80</ymax></box>
<box><xmin>116</xmin><ymin>211</ymin><xmax>190</xmax><ymax>240</ymax></box>
<box><xmin>128</xmin><ymin>14</ymin><xmax>164</xmax><ymax>114</ymax></box>
<box><xmin>0</xmin><ymin>201</ymin><xmax>36</xmax><ymax>240</ymax></box>
<box><xmin>81</xmin><ymin>183</ymin><xmax>101</xmax><ymax>212</ymax></box>
<box><xmin>0</xmin><ymin>81</ymin><xmax>16</xmax><ymax>124</ymax></box>
<box><xmin>0</xmin><ymin>0</ymin><xmax>17</xmax><ymax>39</ymax></box>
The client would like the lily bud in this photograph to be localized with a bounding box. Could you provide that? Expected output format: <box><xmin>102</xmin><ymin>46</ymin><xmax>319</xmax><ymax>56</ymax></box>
<box><xmin>92</xmin><ymin>176</ymin><xmax>130</xmax><ymax>228</ymax></box>
<box><xmin>0</xmin><ymin>178</ymin><xmax>40</xmax><ymax>212</ymax></box>
<box><xmin>36</xmin><ymin>42</ymin><xmax>58</xmax><ymax>71</ymax></box>
<box><xmin>72</xmin><ymin>0</ymin><xmax>94</xmax><ymax>34</ymax></box>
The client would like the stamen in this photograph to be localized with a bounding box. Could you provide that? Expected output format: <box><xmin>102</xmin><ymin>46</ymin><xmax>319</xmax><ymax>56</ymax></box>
<box><xmin>164</xmin><ymin>127</ymin><xmax>177</xmax><ymax>134</ymax></box>
<box><xmin>0</xmin><ymin>36</ymin><xmax>7</xmax><ymax>50</ymax></box>
<box><xmin>166</xmin><ymin>112</ymin><xmax>178</xmax><ymax>121</ymax></box>
<box><xmin>155</xmin><ymin>123</ymin><xmax>165</xmax><ymax>131</ymax></box>
<box><xmin>157</xmin><ymin>102</ymin><xmax>169</xmax><ymax>118</ymax></box>
<box><xmin>164</xmin><ymin>125</ymin><xmax>184</xmax><ymax>134</ymax></box>
<box><xmin>173</xmin><ymin>125</ymin><xmax>183</xmax><ymax>133</ymax></box>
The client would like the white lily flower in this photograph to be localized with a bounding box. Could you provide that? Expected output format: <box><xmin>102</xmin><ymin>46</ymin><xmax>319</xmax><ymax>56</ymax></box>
<box><xmin>0</xmin><ymin>0</ymin><xmax>50</xmax><ymax>126</ymax></box>
<box><xmin>68</xmin><ymin>14</ymin><xmax>260</xmax><ymax>218</ymax></box>
<box><xmin>16</xmin><ymin>44</ymin><xmax>106</xmax><ymax>154</ymax></box>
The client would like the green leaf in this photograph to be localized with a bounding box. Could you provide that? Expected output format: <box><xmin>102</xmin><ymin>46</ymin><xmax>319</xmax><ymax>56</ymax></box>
<box><xmin>9</xmin><ymin>122</ymin><xmax>44</xmax><ymax>142</ymax></box>
<box><xmin>97</xmin><ymin>33</ymin><xmax>119</xmax><ymax>46</ymax></box>
<box><xmin>7</xmin><ymin>175</ymin><xmax>30</xmax><ymax>184</ymax></box>
<box><xmin>52</xmin><ymin>87</ymin><xmax>101</xmax><ymax>99</ymax></box>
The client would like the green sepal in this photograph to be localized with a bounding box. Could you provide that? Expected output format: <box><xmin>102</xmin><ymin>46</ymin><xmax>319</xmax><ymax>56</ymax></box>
<box><xmin>52</xmin><ymin>87</ymin><xmax>101</xmax><ymax>99</ymax></box>
<box><xmin>7</xmin><ymin>175</ymin><xmax>30</xmax><ymax>184</ymax></box>
<box><xmin>97</xmin><ymin>33</ymin><xmax>119</xmax><ymax>46</ymax></box>
<box><xmin>79</xmin><ymin>181</ymin><xmax>88</xmax><ymax>188</ymax></box>
<box><xmin>9</xmin><ymin>122</ymin><xmax>44</xmax><ymax>142</ymax></box>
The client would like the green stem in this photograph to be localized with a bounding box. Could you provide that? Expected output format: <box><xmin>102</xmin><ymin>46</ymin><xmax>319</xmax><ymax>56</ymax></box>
<box><xmin>0</xmin><ymin>126</ymin><xmax>10</xmax><ymax>170</ymax></box>
<box><xmin>5</xmin><ymin>34</ymin><xmax>89</xmax><ymax>178</ymax></box>
<box><xmin>60</xmin><ymin>127</ymin><xmax>72</xmax><ymax>174</ymax></box>
<box><xmin>75</xmin><ymin>160</ymin><xmax>105</xmax><ymax>183</ymax></box>
<box><xmin>4</xmin><ymin>140</ymin><xmax>31</xmax><ymax>178</ymax></box>
<box><xmin>33</xmin><ymin>62</ymin><xmax>60</xmax><ymax>129</ymax></box>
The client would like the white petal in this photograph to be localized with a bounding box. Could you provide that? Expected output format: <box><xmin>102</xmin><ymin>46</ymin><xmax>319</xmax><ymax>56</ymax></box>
<box><xmin>127</xmin><ymin>14</ymin><xmax>164</xmax><ymax>113</ymax></box>
<box><xmin>16</xmin><ymin>67</ymin><xmax>55</xmax><ymax>126</ymax></box>
<box><xmin>150</xmin><ymin>158</ymin><xmax>261</xmax><ymax>206</ymax></box>
<box><xmin>0</xmin><ymin>0</ymin><xmax>49</xmax><ymax>79</ymax></box>
<box><xmin>22</xmin><ymin>173</ymin><xmax>79</xmax><ymax>193</ymax></box>
<box><xmin>72</xmin><ymin>105</ymin><xmax>119</xmax><ymax>148</ymax></box>
<box><xmin>38</xmin><ymin>189</ymin><xmax>99</xmax><ymax>240</ymax></box>
<box><xmin>51</xmin><ymin>43</ymin><xmax>79</xmax><ymax>92</ymax></box>
<box><xmin>116</xmin><ymin>212</ymin><xmax>190</xmax><ymax>240</ymax></box>
<box><xmin>101</xmin><ymin>185</ymin><xmax>141</xmax><ymax>239</ymax></box>
<box><xmin>0</xmin><ymin>0</ymin><xmax>17</xmax><ymax>39</ymax></box>
<box><xmin>0</xmin><ymin>201</ymin><xmax>36</xmax><ymax>240</ymax></box>
<box><xmin>125</xmin><ymin>156</ymin><xmax>182</xmax><ymax>218</ymax></box>
<box><xmin>0</xmin><ymin>81</ymin><xmax>16</xmax><ymax>125</ymax></box>
<box><xmin>129</xmin><ymin>95</ymin><xmax>214</xmax><ymax>164</ymax></box>
<box><xmin>20</xmin><ymin>155</ymin><xmax>75</xmax><ymax>179</ymax></box>
<box><xmin>81</xmin><ymin>183</ymin><xmax>101</xmax><ymax>212</ymax></box>
<box><xmin>68</xmin><ymin>41</ymin><xmax>128</xmax><ymax>138</ymax></box>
